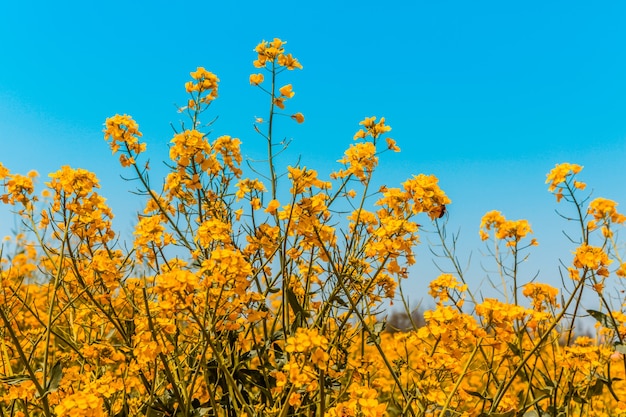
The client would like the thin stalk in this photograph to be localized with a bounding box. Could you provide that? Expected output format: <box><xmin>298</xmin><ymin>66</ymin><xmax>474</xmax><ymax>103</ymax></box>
<box><xmin>0</xmin><ymin>308</ymin><xmax>51</xmax><ymax>417</ymax></box>
<box><xmin>490</xmin><ymin>272</ymin><xmax>587</xmax><ymax>411</ymax></box>
<box><xmin>438</xmin><ymin>338</ymin><xmax>482</xmax><ymax>417</ymax></box>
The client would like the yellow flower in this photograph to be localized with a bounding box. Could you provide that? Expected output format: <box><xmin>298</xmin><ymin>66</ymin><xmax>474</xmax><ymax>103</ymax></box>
<box><xmin>279</xmin><ymin>84</ymin><xmax>295</xmax><ymax>98</ymax></box>
<box><xmin>353</xmin><ymin>129</ymin><xmax>367</xmax><ymax>140</ymax></box>
<box><xmin>335</xmin><ymin>142</ymin><xmax>378</xmax><ymax>182</ymax></box>
<box><xmin>133</xmin><ymin>215</ymin><xmax>166</xmax><ymax>248</ymax></box>
<box><xmin>185</xmin><ymin>67</ymin><xmax>219</xmax><ymax>101</ymax></box>
<box><xmin>428</xmin><ymin>273</ymin><xmax>467</xmax><ymax>305</ymax></box>
<box><xmin>253</xmin><ymin>38</ymin><xmax>299</xmax><ymax>70</ymax></box>
<box><xmin>285</xmin><ymin>328</ymin><xmax>330</xmax><ymax>368</ymax></box>
<box><xmin>385</xmin><ymin>137</ymin><xmax>400</xmax><ymax>152</ymax></box>
<box><xmin>588</xmin><ymin>197</ymin><xmax>626</xmax><ymax>226</ymax></box>
<box><xmin>197</xmin><ymin>218</ymin><xmax>232</xmax><ymax>245</ymax></box>
<box><xmin>265</xmin><ymin>199</ymin><xmax>280</xmax><ymax>214</ymax></box>
<box><xmin>545</xmin><ymin>162</ymin><xmax>583</xmax><ymax>192</ymax></box>
<box><xmin>402</xmin><ymin>174</ymin><xmax>451</xmax><ymax>219</ymax></box>
<box><xmin>289</xmin><ymin>392</ymin><xmax>302</xmax><ymax>407</ymax></box>
<box><xmin>251</xmin><ymin>197</ymin><xmax>262</xmax><ymax>210</ymax></box>
<box><xmin>476</xmin><ymin>298</ymin><xmax>528</xmax><ymax>328</ymax></box>
<box><xmin>103</xmin><ymin>114</ymin><xmax>146</xmax><ymax>167</ymax></box>
<box><xmin>273</xmin><ymin>97</ymin><xmax>285</xmax><ymax>109</ymax></box>
<box><xmin>213</xmin><ymin>135</ymin><xmax>243</xmax><ymax>176</ymax></box>
<box><xmin>2</xmin><ymin>172</ymin><xmax>36</xmax><ymax>207</ymax></box>
<box><xmin>0</xmin><ymin>162</ymin><xmax>9</xmax><ymax>179</ymax></box>
<box><xmin>353</xmin><ymin>116</ymin><xmax>392</xmax><ymax>140</ymax></box>
<box><xmin>235</xmin><ymin>178</ymin><xmax>267</xmax><ymax>200</ymax></box>
<box><xmin>522</xmin><ymin>283</ymin><xmax>559</xmax><ymax>311</ymax></box>
<box><xmin>479</xmin><ymin>210</ymin><xmax>534</xmax><ymax>246</ymax></box>
<box><xmin>291</xmin><ymin>112</ymin><xmax>305</xmax><ymax>123</ymax></box>
<box><xmin>287</xmin><ymin>166</ymin><xmax>330</xmax><ymax>194</ymax></box>
<box><xmin>479</xmin><ymin>210</ymin><xmax>505</xmax><ymax>240</ymax></box>
<box><xmin>278</xmin><ymin>53</ymin><xmax>303</xmax><ymax>70</ymax></box>
<box><xmin>572</xmin><ymin>243</ymin><xmax>612</xmax><ymax>276</ymax></box>
<box><xmin>249</xmin><ymin>73</ymin><xmax>264</xmax><ymax>85</ymax></box>
<box><xmin>55</xmin><ymin>390</ymin><xmax>105</xmax><ymax>416</ymax></box>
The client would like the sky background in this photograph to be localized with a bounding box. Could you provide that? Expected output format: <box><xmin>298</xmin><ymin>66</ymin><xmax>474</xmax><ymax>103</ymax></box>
<box><xmin>1</xmin><ymin>1</ymin><xmax>626</xmax><ymax>313</ymax></box>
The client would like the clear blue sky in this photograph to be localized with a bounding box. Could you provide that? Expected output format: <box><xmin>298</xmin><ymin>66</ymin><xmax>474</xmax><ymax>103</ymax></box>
<box><xmin>2</xmin><ymin>1</ymin><xmax>626</xmax><ymax>308</ymax></box>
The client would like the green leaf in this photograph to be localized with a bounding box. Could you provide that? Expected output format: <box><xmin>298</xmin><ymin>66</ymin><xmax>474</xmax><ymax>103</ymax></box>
<box><xmin>286</xmin><ymin>288</ymin><xmax>306</xmax><ymax>319</ymax></box>
<box><xmin>0</xmin><ymin>374</ymin><xmax>31</xmax><ymax>385</ymax></box>
<box><xmin>46</xmin><ymin>360</ymin><xmax>63</xmax><ymax>393</ymax></box>
<box><xmin>585</xmin><ymin>379</ymin><xmax>604</xmax><ymax>399</ymax></box>
<box><xmin>372</xmin><ymin>321</ymin><xmax>385</xmax><ymax>333</ymax></box>
<box><xmin>537</xmin><ymin>369</ymin><xmax>556</xmax><ymax>388</ymax></box>
<box><xmin>366</xmin><ymin>321</ymin><xmax>386</xmax><ymax>345</ymax></box>
<box><xmin>465</xmin><ymin>389</ymin><xmax>492</xmax><ymax>401</ymax></box>
<box><xmin>587</xmin><ymin>309</ymin><xmax>615</xmax><ymax>330</ymax></box>
<box><xmin>331</xmin><ymin>295</ymin><xmax>349</xmax><ymax>308</ymax></box>
<box><xmin>35</xmin><ymin>359</ymin><xmax>64</xmax><ymax>398</ymax></box>
<box><xmin>517</xmin><ymin>391</ymin><xmax>551</xmax><ymax>416</ymax></box>
<box><xmin>507</xmin><ymin>342</ymin><xmax>521</xmax><ymax>357</ymax></box>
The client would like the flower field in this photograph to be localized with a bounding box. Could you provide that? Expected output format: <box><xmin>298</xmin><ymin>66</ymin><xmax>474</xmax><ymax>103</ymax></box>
<box><xmin>1</xmin><ymin>38</ymin><xmax>626</xmax><ymax>417</ymax></box>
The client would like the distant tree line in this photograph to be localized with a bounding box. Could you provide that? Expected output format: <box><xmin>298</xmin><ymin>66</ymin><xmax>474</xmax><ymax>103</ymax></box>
<box><xmin>385</xmin><ymin>308</ymin><xmax>426</xmax><ymax>333</ymax></box>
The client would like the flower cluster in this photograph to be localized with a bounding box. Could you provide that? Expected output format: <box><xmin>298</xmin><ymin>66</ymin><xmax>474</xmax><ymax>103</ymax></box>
<box><xmin>522</xmin><ymin>282</ymin><xmax>560</xmax><ymax>311</ymax></box>
<box><xmin>428</xmin><ymin>273</ymin><xmax>467</xmax><ymax>306</ymax></box>
<box><xmin>588</xmin><ymin>197</ymin><xmax>626</xmax><ymax>237</ymax></box>
<box><xmin>571</xmin><ymin>243</ymin><xmax>612</xmax><ymax>278</ymax></box>
<box><xmin>546</xmin><ymin>162</ymin><xmax>586</xmax><ymax>201</ymax></box>
<box><xmin>104</xmin><ymin>114</ymin><xmax>146</xmax><ymax>166</ymax></box>
<box><xmin>479</xmin><ymin>210</ymin><xmax>537</xmax><ymax>247</ymax></box>
<box><xmin>0</xmin><ymin>170</ymin><xmax>37</xmax><ymax>208</ymax></box>
<box><xmin>2</xmin><ymin>38</ymin><xmax>626</xmax><ymax>417</ymax></box>
<box><xmin>253</xmin><ymin>38</ymin><xmax>302</xmax><ymax>70</ymax></box>
<box><xmin>185</xmin><ymin>67</ymin><xmax>219</xmax><ymax>106</ymax></box>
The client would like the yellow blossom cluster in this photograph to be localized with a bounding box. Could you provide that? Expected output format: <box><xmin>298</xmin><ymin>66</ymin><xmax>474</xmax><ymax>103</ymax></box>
<box><xmin>522</xmin><ymin>282</ymin><xmax>559</xmax><ymax>311</ymax></box>
<box><xmin>54</xmin><ymin>391</ymin><xmax>105</xmax><ymax>417</ymax></box>
<box><xmin>287</xmin><ymin>166</ymin><xmax>331</xmax><ymax>195</ymax></box>
<box><xmin>285</xmin><ymin>327</ymin><xmax>330</xmax><ymax>366</ymax></box>
<box><xmin>0</xmin><ymin>170</ymin><xmax>37</xmax><ymax>208</ymax></box>
<box><xmin>185</xmin><ymin>67</ymin><xmax>219</xmax><ymax>107</ymax></box>
<box><xmin>333</xmin><ymin>117</ymin><xmax>399</xmax><ymax>183</ymax></box>
<box><xmin>326</xmin><ymin>386</ymin><xmax>386</xmax><ymax>417</ymax></box>
<box><xmin>428</xmin><ymin>273</ymin><xmax>468</xmax><ymax>306</ymax></box>
<box><xmin>253</xmin><ymin>38</ymin><xmax>302</xmax><ymax>70</ymax></box>
<box><xmin>571</xmin><ymin>243</ymin><xmax>612</xmax><ymax>277</ymax></box>
<box><xmin>2</xmin><ymin>38</ymin><xmax>626</xmax><ymax>417</ymax></box>
<box><xmin>353</xmin><ymin>116</ymin><xmax>392</xmax><ymax>140</ymax></box>
<box><xmin>46</xmin><ymin>165</ymin><xmax>116</xmax><ymax>244</ymax></box>
<box><xmin>588</xmin><ymin>197</ymin><xmax>626</xmax><ymax>237</ymax></box>
<box><xmin>402</xmin><ymin>174</ymin><xmax>450</xmax><ymax>220</ymax></box>
<box><xmin>479</xmin><ymin>210</ymin><xmax>537</xmax><ymax>247</ymax></box>
<box><xmin>334</xmin><ymin>142</ymin><xmax>378</xmax><ymax>182</ymax></box>
<box><xmin>104</xmin><ymin>114</ymin><xmax>146</xmax><ymax>167</ymax></box>
<box><xmin>546</xmin><ymin>162</ymin><xmax>586</xmax><ymax>201</ymax></box>
<box><xmin>133</xmin><ymin>214</ymin><xmax>174</xmax><ymax>261</ymax></box>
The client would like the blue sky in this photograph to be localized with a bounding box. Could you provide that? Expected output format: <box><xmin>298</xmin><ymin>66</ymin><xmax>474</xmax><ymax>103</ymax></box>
<box><xmin>1</xmin><ymin>1</ymin><xmax>626</xmax><ymax>309</ymax></box>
